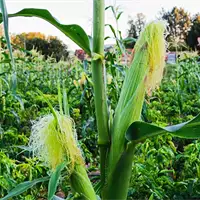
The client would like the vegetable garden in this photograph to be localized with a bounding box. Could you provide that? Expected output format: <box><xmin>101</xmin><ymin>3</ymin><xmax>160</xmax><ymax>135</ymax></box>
<box><xmin>0</xmin><ymin>1</ymin><xmax>200</xmax><ymax>200</ymax></box>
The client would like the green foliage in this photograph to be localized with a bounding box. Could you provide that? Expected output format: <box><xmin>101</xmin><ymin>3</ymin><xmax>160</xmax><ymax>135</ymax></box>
<box><xmin>159</xmin><ymin>7</ymin><xmax>192</xmax><ymax>51</ymax></box>
<box><xmin>126</xmin><ymin>113</ymin><xmax>200</xmax><ymax>142</ymax></box>
<box><xmin>127</xmin><ymin>136</ymin><xmax>200</xmax><ymax>200</ymax></box>
<box><xmin>125</xmin><ymin>54</ymin><xmax>200</xmax><ymax>200</ymax></box>
<box><xmin>0</xmin><ymin>41</ymin><xmax>96</xmax><ymax>198</ymax></box>
<box><xmin>24</xmin><ymin>36</ymin><xmax>69</xmax><ymax>62</ymax></box>
<box><xmin>0</xmin><ymin>8</ymin><xmax>91</xmax><ymax>55</ymax></box>
<box><xmin>0</xmin><ymin>0</ymin><xmax>16</xmax><ymax>92</ymax></box>
<box><xmin>145</xmin><ymin>56</ymin><xmax>200</xmax><ymax>126</ymax></box>
<box><xmin>48</xmin><ymin>162</ymin><xmax>66</xmax><ymax>200</ymax></box>
<box><xmin>1</xmin><ymin>176</ymin><xmax>49</xmax><ymax>200</ymax></box>
<box><xmin>1</xmin><ymin>37</ymin><xmax>200</xmax><ymax>199</ymax></box>
<box><xmin>0</xmin><ymin>6</ymin><xmax>200</xmax><ymax>198</ymax></box>
<box><xmin>187</xmin><ymin>14</ymin><xmax>200</xmax><ymax>52</ymax></box>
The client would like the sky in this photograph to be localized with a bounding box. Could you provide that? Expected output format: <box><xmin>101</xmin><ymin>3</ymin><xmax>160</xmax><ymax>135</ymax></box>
<box><xmin>5</xmin><ymin>0</ymin><xmax>200</xmax><ymax>51</ymax></box>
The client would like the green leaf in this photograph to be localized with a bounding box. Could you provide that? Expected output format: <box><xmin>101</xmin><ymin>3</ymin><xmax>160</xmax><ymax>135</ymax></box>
<box><xmin>57</xmin><ymin>79</ymin><xmax>63</xmax><ymax>115</ymax></box>
<box><xmin>105</xmin><ymin>24</ymin><xmax>117</xmax><ymax>38</ymax></box>
<box><xmin>0</xmin><ymin>0</ymin><xmax>11</xmax><ymax>61</ymax></box>
<box><xmin>116</xmin><ymin>11</ymin><xmax>123</xmax><ymax>20</ymax></box>
<box><xmin>62</xmin><ymin>85</ymin><xmax>69</xmax><ymax>116</ymax></box>
<box><xmin>0</xmin><ymin>8</ymin><xmax>91</xmax><ymax>55</ymax></box>
<box><xmin>126</xmin><ymin>114</ymin><xmax>200</xmax><ymax>143</ymax></box>
<box><xmin>1</xmin><ymin>177</ymin><xmax>49</xmax><ymax>200</ymax></box>
<box><xmin>48</xmin><ymin>162</ymin><xmax>66</xmax><ymax>200</ymax></box>
<box><xmin>105</xmin><ymin>24</ymin><xmax>124</xmax><ymax>54</ymax></box>
<box><xmin>149</xmin><ymin>193</ymin><xmax>154</xmax><ymax>200</ymax></box>
<box><xmin>159</xmin><ymin>169</ymin><xmax>175</xmax><ymax>174</ymax></box>
<box><xmin>104</xmin><ymin>36</ymin><xmax>110</xmax><ymax>40</ymax></box>
<box><xmin>105</xmin><ymin>6</ymin><xmax>112</xmax><ymax>10</ymax></box>
<box><xmin>122</xmin><ymin>37</ymin><xmax>137</xmax><ymax>44</ymax></box>
<box><xmin>0</xmin><ymin>0</ymin><xmax>17</xmax><ymax>92</ymax></box>
<box><xmin>13</xmin><ymin>94</ymin><xmax>24</xmax><ymax>110</ymax></box>
<box><xmin>94</xmin><ymin>181</ymin><xmax>103</xmax><ymax>195</ymax></box>
<box><xmin>36</xmin><ymin>88</ymin><xmax>59</xmax><ymax>124</ymax></box>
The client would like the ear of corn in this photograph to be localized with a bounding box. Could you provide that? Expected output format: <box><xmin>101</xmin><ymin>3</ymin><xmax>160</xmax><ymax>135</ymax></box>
<box><xmin>29</xmin><ymin>112</ymin><xmax>96</xmax><ymax>199</ymax></box>
<box><xmin>108</xmin><ymin>21</ymin><xmax>166</xmax><ymax>182</ymax></box>
<box><xmin>70</xmin><ymin>164</ymin><xmax>97</xmax><ymax>200</ymax></box>
<box><xmin>29</xmin><ymin>112</ymin><xmax>84</xmax><ymax>172</ymax></box>
<box><xmin>116</xmin><ymin>21</ymin><xmax>166</xmax><ymax>125</ymax></box>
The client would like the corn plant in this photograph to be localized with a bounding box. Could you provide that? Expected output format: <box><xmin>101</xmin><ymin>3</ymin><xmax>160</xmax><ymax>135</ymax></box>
<box><xmin>1</xmin><ymin>1</ymin><xmax>200</xmax><ymax>200</ymax></box>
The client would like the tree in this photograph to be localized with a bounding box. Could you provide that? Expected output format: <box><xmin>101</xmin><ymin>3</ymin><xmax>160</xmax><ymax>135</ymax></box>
<box><xmin>11</xmin><ymin>32</ymin><xmax>45</xmax><ymax>48</ymax></box>
<box><xmin>127</xmin><ymin>13</ymin><xmax>146</xmax><ymax>38</ymax></box>
<box><xmin>126</xmin><ymin>13</ymin><xmax>146</xmax><ymax>48</ymax></box>
<box><xmin>11</xmin><ymin>32</ymin><xmax>69</xmax><ymax>61</ymax></box>
<box><xmin>26</xmin><ymin>36</ymin><xmax>69</xmax><ymax>61</ymax></box>
<box><xmin>127</xmin><ymin>18</ymin><xmax>137</xmax><ymax>38</ymax></box>
<box><xmin>135</xmin><ymin>13</ymin><xmax>146</xmax><ymax>35</ymax></box>
<box><xmin>186</xmin><ymin>14</ymin><xmax>200</xmax><ymax>52</ymax></box>
<box><xmin>159</xmin><ymin>7</ymin><xmax>192</xmax><ymax>51</ymax></box>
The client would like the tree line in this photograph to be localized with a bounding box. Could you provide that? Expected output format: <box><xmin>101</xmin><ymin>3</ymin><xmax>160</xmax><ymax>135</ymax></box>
<box><xmin>0</xmin><ymin>29</ymin><xmax>69</xmax><ymax>62</ymax></box>
<box><xmin>0</xmin><ymin>6</ymin><xmax>199</xmax><ymax>61</ymax></box>
<box><xmin>127</xmin><ymin>7</ymin><xmax>200</xmax><ymax>52</ymax></box>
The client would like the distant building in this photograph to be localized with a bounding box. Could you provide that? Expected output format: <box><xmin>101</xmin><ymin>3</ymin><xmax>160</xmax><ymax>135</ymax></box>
<box><xmin>166</xmin><ymin>52</ymin><xmax>176</xmax><ymax>64</ymax></box>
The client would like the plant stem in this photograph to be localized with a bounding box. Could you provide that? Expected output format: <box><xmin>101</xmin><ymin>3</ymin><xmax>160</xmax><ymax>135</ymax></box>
<box><xmin>103</xmin><ymin>142</ymin><xmax>136</xmax><ymax>200</ymax></box>
<box><xmin>92</xmin><ymin>0</ymin><xmax>109</xmax><ymax>188</ymax></box>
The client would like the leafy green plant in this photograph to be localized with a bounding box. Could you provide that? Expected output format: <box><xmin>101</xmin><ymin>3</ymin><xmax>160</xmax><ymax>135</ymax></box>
<box><xmin>1</xmin><ymin>1</ymin><xmax>200</xmax><ymax>200</ymax></box>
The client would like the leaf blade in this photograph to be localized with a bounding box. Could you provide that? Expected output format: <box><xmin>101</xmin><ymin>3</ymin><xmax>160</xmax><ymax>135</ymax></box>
<box><xmin>117</xmin><ymin>11</ymin><xmax>123</xmax><ymax>20</ymax></box>
<box><xmin>0</xmin><ymin>8</ymin><xmax>91</xmax><ymax>55</ymax></box>
<box><xmin>126</xmin><ymin>114</ymin><xmax>200</xmax><ymax>142</ymax></box>
<box><xmin>0</xmin><ymin>0</ymin><xmax>17</xmax><ymax>92</ymax></box>
<box><xmin>48</xmin><ymin>162</ymin><xmax>66</xmax><ymax>200</ymax></box>
<box><xmin>1</xmin><ymin>177</ymin><xmax>49</xmax><ymax>200</ymax></box>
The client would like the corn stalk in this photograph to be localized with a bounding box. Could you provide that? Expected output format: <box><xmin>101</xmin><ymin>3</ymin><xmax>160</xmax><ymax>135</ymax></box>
<box><xmin>91</xmin><ymin>0</ymin><xmax>109</xmax><ymax>189</ymax></box>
